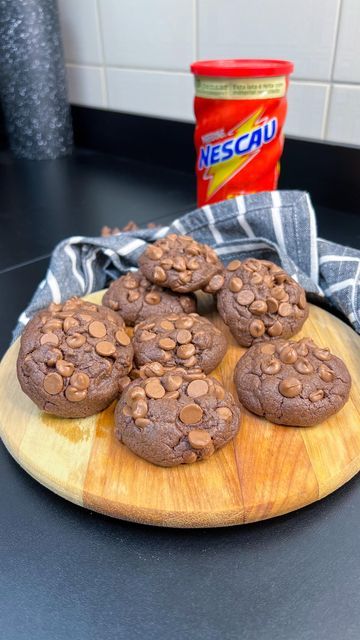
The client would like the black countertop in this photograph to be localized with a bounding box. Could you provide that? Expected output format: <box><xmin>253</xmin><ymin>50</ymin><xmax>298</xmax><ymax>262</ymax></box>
<box><xmin>1</xmin><ymin>149</ymin><xmax>359</xmax><ymax>640</ymax></box>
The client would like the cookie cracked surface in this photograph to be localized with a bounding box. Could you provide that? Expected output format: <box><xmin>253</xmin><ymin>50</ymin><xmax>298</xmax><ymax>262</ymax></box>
<box><xmin>138</xmin><ymin>233</ymin><xmax>224</xmax><ymax>293</ymax></box>
<box><xmin>217</xmin><ymin>258</ymin><xmax>308</xmax><ymax>347</ymax></box>
<box><xmin>115</xmin><ymin>370</ymin><xmax>240</xmax><ymax>466</ymax></box>
<box><xmin>17</xmin><ymin>298</ymin><xmax>133</xmax><ymax>418</ymax></box>
<box><xmin>102</xmin><ymin>270</ymin><xmax>197</xmax><ymax>326</ymax></box>
<box><xmin>132</xmin><ymin>313</ymin><xmax>227</xmax><ymax>374</ymax></box>
<box><xmin>234</xmin><ymin>337</ymin><xmax>351</xmax><ymax>426</ymax></box>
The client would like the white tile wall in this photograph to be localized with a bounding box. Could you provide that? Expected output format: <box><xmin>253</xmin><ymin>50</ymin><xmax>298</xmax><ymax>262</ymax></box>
<box><xmin>99</xmin><ymin>0</ymin><xmax>194</xmax><ymax>71</ymax></box>
<box><xmin>326</xmin><ymin>85</ymin><xmax>360</xmax><ymax>144</ymax></box>
<box><xmin>198</xmin><ymin>0</ymin><xmax>340</xmax><ymax>82</ymax></box>
<box><xmin>333</xmin><ymin>0</ymin><xmax>360</xmax><ymax>82</ymax></box>
<box><xmin>107</xmin><ymin>69</ymin><xmax>193</xmax><ymax>121</ymax></box>
<box><xmin>66</xmin><ymin>65</ymin><xmax>106</xmax><ymax>109</ymax></box>
<box><xmin>57</xmin><ymin>0</ymin><xmax>360</xmax><ymax>147</ymax></box>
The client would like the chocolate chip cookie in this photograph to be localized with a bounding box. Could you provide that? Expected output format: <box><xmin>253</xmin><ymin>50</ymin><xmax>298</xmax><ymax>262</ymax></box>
<box><xmin>115</xmin><ymin>370</ymin><xmax>240</xmax><ymax>466</ymax></box>
<box><xmin>17</xmin><ymin>297</ymin><xmax>134</xmax><ymax>418</ymax></box>
<box><xmin>132</xmin><ymin>313</ymin><xmax>227</xmax><ymax>374</ymax></box>
<box><xmin>102</xmin><ymin>270</ymin><xmax>197</xmax><ymax>326</ymax></box>
<box><xmin>234</xmin><ymin>337</ymin><xmax>351</xmax><ymax>426</ymax></box>
<box><xmin>138</xmin><ymin>233</ymin><xmax>224</xmax><ymax>293</ymax></box>
<box><xmin>217</xmin><ymin>258</ymin><xmax>308</xmax><ymax>347</ymax></box>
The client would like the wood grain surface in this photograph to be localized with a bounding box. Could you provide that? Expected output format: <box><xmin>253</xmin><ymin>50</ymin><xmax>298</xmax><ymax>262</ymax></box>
<box><xmin>0</xmin><ymin>290</ymin><xmax>359</xmax><ymax>528</ymax></box>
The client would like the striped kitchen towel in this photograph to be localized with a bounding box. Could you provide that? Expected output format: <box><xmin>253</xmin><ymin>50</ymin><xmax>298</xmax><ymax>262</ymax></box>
<box><xmin>13</xmin><ymin>190</ymin><xmax>360</xmax><ymax>339</ymax></box>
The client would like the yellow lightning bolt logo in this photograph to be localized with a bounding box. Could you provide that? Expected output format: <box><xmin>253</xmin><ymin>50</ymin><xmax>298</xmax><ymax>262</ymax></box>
<box><xmin>204</xmin><ymin>108</ymin><xmax>264</xmax><ymax>199</ymax></box>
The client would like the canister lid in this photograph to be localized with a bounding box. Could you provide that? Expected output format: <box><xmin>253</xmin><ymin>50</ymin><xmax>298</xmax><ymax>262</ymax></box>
<box><xmin>190</xmin><ymin>59</ymin><xmax>294</xmax><ymax>77</ymax></box>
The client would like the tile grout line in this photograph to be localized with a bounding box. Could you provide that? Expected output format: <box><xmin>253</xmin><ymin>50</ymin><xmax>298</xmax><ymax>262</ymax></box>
<box><xmin>0</xmin><ymin>254</ymin><xmax>51</xmax><ymax>276</ymax></box>
<box><xmin>323</xmin><ymin>0</ymin><xmax>344</xmax><ymax>140</ymax></box>
<box><xmin>95</xmin><ymin>0</ymin><xmax>108</xmax><ymax>108</ymax></box>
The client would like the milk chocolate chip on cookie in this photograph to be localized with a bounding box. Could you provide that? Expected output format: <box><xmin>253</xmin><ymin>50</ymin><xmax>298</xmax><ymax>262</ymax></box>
<box><xmin>132</xmin><ymin>313</ymin><xmax>227</xmax><ymax>375</ymax></box>
<box><xmin>115</xmin><ymin>370</ymin><xmax>240</xmax><ymax>466</ymax></box>
<box><xmin>217</xmin><ymin>258</ymin><xmax>309</xmax><ymax>347</ymax></box>
<box><xmin>17</xmin><ymin>298</ymin><xmax>133</xmax><ymax>418</ymax></box>
<box><xmin>102</xmin><ymin>270</ymin><xmax>197</xmax><ymax>326</ymax></box>
<box><xmin>138</xmin><ymin>233</ymin><xmax>224</xmax><ymax>293</ymax></box>
<box><xmin>234</xmin><ymin>337</ymin><xmax>351</xmax><ymax>426</ymax></box>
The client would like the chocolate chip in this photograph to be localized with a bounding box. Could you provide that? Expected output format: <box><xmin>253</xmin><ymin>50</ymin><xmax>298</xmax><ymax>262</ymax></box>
<box><xmin>206</xmin><ymin>274</ymin><xmax>225</xmax><ymax>292</ymax></box>
<box><xmin>88</xmin><ymin>320</ymin><xmax>107</xmax><ymax>338</ymax></box>
<box><xmin>177</xmin><ymin>343</ymin><xmax>196</xmax><ymax>359</ymax></box>
<box><xmin>115</xmin><ymin>329</ymin><xmax>131</xmax><ymax>346</ymax></box>
<box><xmin>140</xmin><ymin>330</ymin><xmax>157</xmax><ymax>342</ymax></box>
<box><xmin>216</xmin><ymin>407</ymin><xmax>233</xmax><ymax>421</ymax></box>
<box><xmin>145</xmin><ymin>380</ymin><xmax>166</xmax><ymax>399</ymax></box>
<box><xmin>260</xmin><ymin>343</ymin><xmax>276</xmax><ymax>355</ymax></box>
<box><xmin>314</xmin><ymin>348</ymin><xmax>331</xmax><ymax>361</ymax></box>
<box><xmin>183</xmin><ymin>450</ymin><xmax>197</xmax><ymax>463</ymax></box>
<box><xmin>229</xmin><ymin>277</ymin><xmax>243</xmax><ymax>293</ymax></box>
<box><xmin>279</xmin><ymin>377</ymin><xmax>302</xmax><ymax>398</ymax></box>
<box><xmin>70</xmin><ymin>372</ymin><xmax>90</xmax><ymax>390</ymax></box>
<box><xmin>144</xmin><ymin>292</ymin><xmax>161</xmax><ymax>305</ymax></box>
<box><xmin>163</xmin><ymin>374</ymin><xmax>183</xmax><ymax>391</ymax></box>
<box><xmin>158</xmin><ymin>320</ymin><xmax>173</xmax><ymax>332</ymax></box>
<box><xmin>179</xmin><ymin>404</ymin><xmax>203</xmax><ymax>425</ymax></box>
<box><xmin>63</xmin><ymin>316</ymin><xmax>79</xmax><ymax>333</ymax></box>
<box><xmin>153</xmin><ymin>266</ymin><xmax>166</xmax><ymax>283</ymax></box>
<box><xmin>158</xmin><ymin>337</ymin><xmax>176</xmax><ymax>350</ymax></box>
<box><xmin>279</xmin><ymin>345</ymin><xmax>298</xmax><ymax>364</ymax></box>
<box><xmin>45</xmin><ymin>348</ymin><xmax>62</xmax><ymax>367</ymax></box>
<box><xmin>309</xmin><ymin>389</ymin><xmax>325</xmax><ymax>402</ymax></box>
<box><xmin>267</xmin><ymin>321</ymin><xmax>283</xmax><ymax>337</ymax></box>
<box><xmin>129</xmin><ymin>386</ymin><xmax>147</xmax><ymax>402</ymax></box>
<box><xmin>319</xmin><ymin>364</ymin><xmax>335</xmax><ymax>382</ymax></box>
<box><xmin>179</xmin><ymin>271</ymin><xmax>192</xmax><ymax>284</ymax></box>
<box><xmin>42</xmin><ymin>319</ymin><xmax>63</xmax><ymax>333</ymax></box>
<box><xmin>249</xmin><ymin>319</ymin><xmax>265</xmax><ymax>337</ymax></box>
<box><xmin>214</xmin><ymin>384</ymin><xmax>225</xmax><ymax>400</ymax></box>
<box><xmin>43</xmin><ymin>372</ymin><xmax>63</xmax><ymax>395</ymax></box>
<box><xmin>249</xmin><ymin>300</ymin><xmax>268</xmax><ymax>315</ymax></box>
<box><xmin>55</xmin><ymin>360</ymin><xmax>74</xmax><ymax>377</ymax></box>
<box><xmin>294</xmin><ymin>358</ymin><xmax>314</xmax><ymax>374</ymax></box>
<box><xmin>135</xmin><ymin>418</ymin><xmax>150</xmax><ymax>428</ymax></box>
<box><xmin>147</xmin><ymin>245</ymin><xmax>163</xmax><ymax>260</ymax></box>
<box><xmin>176</xmin><ymin>329</ymin><xmax>192</xmax><ymax>344</ymax></box>
<box><xmin>298</xmin><ymin>291</ymin><xmax>307</xmax><ymax>309</ymax></box>
<box><xmin>188</xmin><ymin>429</ymin><xmax>211</xmax><ymax>447</ymax></box>
<box><xmin>183</xmin><ymin>356</ymin><xmax>198</xmax><ymax>368</ymax></box>
<box><xmin>250</xmin><ymin>272</ymin><xmax>263</xmax><ymax>285</ymax></box>
<box><xmin>261</xmin><ymin>357</ymin><xmax>281</xmax><ymax>375</ymax></box>
<box><xmin>271</xmin><ymin>286</ymin><xmax>285</xmax><ymax>301</ymax></box>
<box><xmin>236</xmin><ymin>290</ymin><xmax>255</xmax><ymax>305</ymax></box>
<box><xmin>66</xmin><ymin>333</ymin><xmax>86</xmax><ymax>349</ymax></box>
<box><xmin>65</xmin><ymin>387</ymin><xmax>87</xmax><ymax>402</ymax></box>
<box><xmin>143</xmin><ymin>362</ymin><xmax>165</xmax><ymax>377</ymax></box>
<box><xmin>40</xmin><ymin>332</ymin><xmax>59</xmax><ymax>346</ymax></box>
<box><xmin>187</xmin><ymin>379</ymin><xmax>209</xmax><ymax>397</ymax></box>
<box><xmin>123</xmin><ymin>276</ymin><xmax>139</xmax><ymax>289</ymax></box>
<box><xmin>266</xmin><ymin>297</ymin><xmax>279</xmax><ymax>313</ymax></box>
<box><xmin>160</xmin><ymin>258</ymin><xmax>173</xmax><ymax>270</ymax></box>
<box><xmin>175</xmin><ymin>317</ymin><xmax>194</xmax><ymax>329</ymax></box>
<box><xmin>132</xmin><ymin>399</ymin><xmax>148</xmax><ymax>419</ymax></box>
<box><xmin>227</xmin><ymin>260</ymin><xmax>241</xmax><ymax>271</ymax></box>
<box><xmin>95</xmin><ymin>340</ymin><xmax>116</xmax><ymax>356</ymax></box>
<box><xmin>119</xmin><ymin>376</ymin><xmax>131</xmax><ymax>392</ymax></box>
<box><xmin>128</xmin><ymin>290</ymin><xmax>141</xmax><ymax>303</ymax></box>
<box><xmin>278</xmin><ymin>302</ymin><xmax>293</xmax><ymax>317</ymax></box>
<box><xmin>297</xmin><ymin>342</ymin><xmax>309</xmax><ymax>357</ymax></box>
<box><xmin>187</xmin><ymin>257</ymin><xmax>200</xmax><ymax>270</ymax></box>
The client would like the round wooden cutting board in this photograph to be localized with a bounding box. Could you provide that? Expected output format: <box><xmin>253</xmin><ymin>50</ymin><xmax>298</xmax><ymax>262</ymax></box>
<box><xmin>1</xmin><ymin>291</ymin><xmax>360</xmax><ymax>528</ymax></box>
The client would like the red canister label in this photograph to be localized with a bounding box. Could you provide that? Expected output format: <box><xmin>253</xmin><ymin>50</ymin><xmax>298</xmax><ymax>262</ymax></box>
<box><xmin>193</xmin><ymin>75</ymin><xmax>289</xmax><ymax>206</ymax></box>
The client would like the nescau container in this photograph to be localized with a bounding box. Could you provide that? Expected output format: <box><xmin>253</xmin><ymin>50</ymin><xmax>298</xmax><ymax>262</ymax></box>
<box><xmin>190</xmin><ymin>59</ymin><xmax>294</xmax><ymax>206</ymax></box>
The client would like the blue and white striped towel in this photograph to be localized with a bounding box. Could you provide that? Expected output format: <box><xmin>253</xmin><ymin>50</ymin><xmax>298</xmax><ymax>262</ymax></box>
<box><xmin>13</xmin><ymin>191</ymin><xmax>360</xmax><ymax>339</ymax></box>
